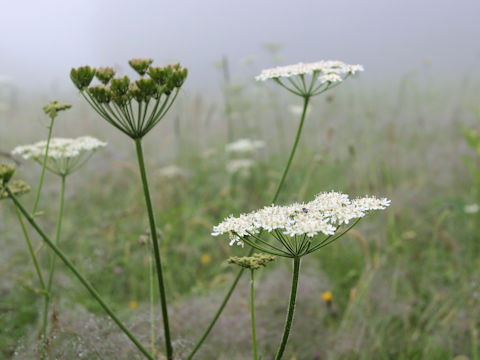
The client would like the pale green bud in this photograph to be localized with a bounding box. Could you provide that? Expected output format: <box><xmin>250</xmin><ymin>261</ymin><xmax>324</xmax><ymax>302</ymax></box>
<box><xmin>42</xmin><ymin>100</ymin><xmax>72</xmax><ymax>119</ymax></box>
<box><xmin>0</xmin><ymin>163</ymin><xmax>16</xmax><ymax>185</ymax></box>
<box><xmin>70</xmin><ymin>66</ymin><xmax>96</xmax><ymax>90</ymax></box>
<box><xmin>128</xmin><ymin>58</ymin><xmax>153</xmax><ymax>76</ymax></box>
<box><xmin>0</xmin><ymin>179</ymin><xmax>30</xmax><ymax>200</ymax></box>
<box><xmin>95</xmin><ymin>67</ymin><xmax>116</xmax><ymax>85</ymax></box>
<box><xmin>227</xmin><ymin>253</ymin><xmax>275</xmax><ymax>270</ymax></box>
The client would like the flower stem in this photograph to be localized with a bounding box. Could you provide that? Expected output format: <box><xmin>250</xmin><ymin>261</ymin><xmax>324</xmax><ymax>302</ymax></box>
<box><xmin>32</xmin><ymin>117</ymin><xmax>54</xmax><ymax>217</ymax></box>
<box><xmin>134</xmin><ymin>138</ymin><xmax>173</xmax><ymax>360</ymax></box>
<box><xmin>7</xmin><ymin>187</ymin><xmax>154</xmax><ymax>360</ymax></box>
<box><xmin>15</xmin><ymin>207</ymin><xmax>45</xmax><ymax>289</ymax></box>
<box><xmin>186</xmin><ymin>95</ymin><xmax>311</xmax><ymax>359</ymax></box>
<box><xmin>41</xmin><ymin>174</ymin><xmax>66</xmax><ymax>358</ymax></box>
<box><xmin>149</xmin><ymin>253</ymin><xmax>156</xmax><ymax>358</ymax></box>
<box><xmin>275</xmin><ymin>257</ymin><xmax>301</xmax><ymax>360</ymax></box>
<box><xmin>272</xmin><ymin>95</ymin><xmax>310</xmax><ymax>202</ymax></box>
<box><xmin>250</xmin><ymin>269</ymin><xmax>258</xmax><ymax>360</ymax></box>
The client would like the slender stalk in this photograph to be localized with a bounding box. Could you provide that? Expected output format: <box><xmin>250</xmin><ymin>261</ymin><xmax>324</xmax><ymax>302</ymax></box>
<box><xmin>250</xmin><ymin>270</ymin><xmax>258</xmax><ymax>360</ymax></box>
<box><xmin>7</xmin><ymin>188</ymin><xmax>154</xmax><ymax>360</ymax></box>
<box><xmin>15</xmin><ymin>207</ymin><xmax>45</xmax><ymax>289</ymax></box>
<box><xmin>186</xmin><ymin>95</ymin><xmax>312</xmax><ymax>359</ymax></box>
<box><xmin>134</xmin><ymin>138</ymin><xmax>173</xmax><ymax>360</ymax></box>
<box><xmin>272</xmin><ymin>95</ymin><xmax>310</xmax><ymax>201</ymax></box>
<box><xmin>149</xmin><ymin>253</ymin><xmax>156</xmax><ymax>358</ymax></box>
<box><xmin>275</xmin><ymin>257</ymin><xmax>301</xmax><ymax>360</ymax></box>
<box><xmin>31</xmin><ymin>117</ymin><xmax>54</xmax><ymax>216</ymax></box>
<box><xmin>40</xmin><ymin>175</ymin><xmax>66</xmax><ymax>358</ymax></box>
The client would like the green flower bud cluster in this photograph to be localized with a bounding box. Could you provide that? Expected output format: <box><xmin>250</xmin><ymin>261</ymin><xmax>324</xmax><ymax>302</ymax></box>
<box><xmin>148</xmin><ymin>63</ymin><xmax>188</xmax><ymax>95</ymax></box>
<box><xmin>0</xmin><ymin>163</ymin><xmax>16</xmax><ymax>185</ymax></box>
<box><xmin>70</xmin><ymin>66</ymin><xmax>96</xmax><ymax>91</ymax></box>
<box><xmin>70</xmin><ymin>58</ymin><xmax>188</xmax><ymax>139</ymax></box>
<box><xmin>96</xmin><ymin>67</ymin><xmax>116</xmax><ymax>85</ymax></box>
<box><xmin>228</xmin><ymin>253</ymin><xmax>275</xmax><ymax>270</ymax></box>
<box><xmin>0</xmin><ymin>180</ymin><xmax>31</xmax><ymax>200</ymax></box>
<box><xmin>0</xmin><ymin>163</ymin><xmax>30</xmax><ymax>200</ymax></box>
<box><xmin>128</xmin><ymin>58</ymin><xmax>153</xmax><ymax>76</ymax></box>
<box><xmin>71</xmin><ymin>60</ymin><xmax>187</xmax><ymax>105</ymax></box>
<box><xmin>42</xmin><ymin>100</ymin><xmax>72</xmax><ymax>120</ymax></box>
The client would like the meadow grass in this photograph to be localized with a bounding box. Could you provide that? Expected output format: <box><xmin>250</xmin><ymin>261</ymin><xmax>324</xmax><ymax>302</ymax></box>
<box><xmin>0</xmin><ymin>66</ymin><xmax>479</xmax><ymax>359</ymax></box>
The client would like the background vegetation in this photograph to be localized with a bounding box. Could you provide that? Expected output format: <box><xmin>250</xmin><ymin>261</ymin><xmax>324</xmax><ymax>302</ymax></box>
<box><xmin>1</xmin><ymin>60</ymin><xmax>479</xmax><ymax>359</ymax></box>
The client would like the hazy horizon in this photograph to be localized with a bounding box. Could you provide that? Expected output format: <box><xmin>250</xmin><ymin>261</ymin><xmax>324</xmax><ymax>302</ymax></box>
<box><xmin>1</xmin><ymin>0</ymin><xmax>480</xmax><ymax>96</ymax></box>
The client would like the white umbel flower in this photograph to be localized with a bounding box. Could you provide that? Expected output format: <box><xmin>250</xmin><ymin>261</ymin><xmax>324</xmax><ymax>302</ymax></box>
<box><xmin>226</xmin><ymin>159</ymin><xmax>255</xmax><ymax>174</ymax></box>
<box><xmin>225</xmin><ymin>138</ymin><xmax>265</xmax><ymax>154</ymax></box>
<box><xmin>12</xmin><ymin>136</ymin><xmax>107</xmax><ymax>176</ymax></box>
<box><xmin>213</xmin><ymin>191</ymin><xmax>390</xmax><ymax>249</ymax></box>
<box><xmin>255</xmin><ymin>60</ymin><xmax>364</xmax><ymax>82</ymax></box>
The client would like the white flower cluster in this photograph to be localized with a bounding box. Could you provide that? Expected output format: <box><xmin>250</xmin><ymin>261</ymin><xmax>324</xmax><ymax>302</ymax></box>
<box><xmin>12</xmin><ymin>136</ymin><xmax>107</xmax><ymax>160</ymax></box>
<box><xmin>255</xmin><ymin>60</ymin><xmax>364</xmax><ymax>82</ymax></box>
<box><xmin>212</xmin><ymin>191</ymin><xmax>390</xmax><ymax>246</ymax></box>
<box><xmin>158</xmin><ymin>165</ymin><xmax>190</xmax><ymax>179</ymax></box>
<box><xmin>226</xmin><ymin>159</ymin><xmax>255</xmax><ymax>174</ymax></box>
<box><xmin>225</xmin><ymin>138</ymin><xmax>265</xmax><ymax>154</ymax></box>
<box><xmin>12</xmin><ymin>136</ymin><xmax>107</xmax><ymax>175</ymax></box>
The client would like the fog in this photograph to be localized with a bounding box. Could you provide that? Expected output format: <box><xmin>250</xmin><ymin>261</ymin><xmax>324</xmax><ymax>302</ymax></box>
<box><xmin>1</xmin><ymin>0</ymin><xmax>480</xmax><ymax>95</ymax></box>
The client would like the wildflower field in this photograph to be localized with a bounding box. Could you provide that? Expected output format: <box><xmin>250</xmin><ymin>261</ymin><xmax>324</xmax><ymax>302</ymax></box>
<box><xmin>0</xmin><ymin>56</ymin><xmax>479</xmax><ymax>360</ymax></box>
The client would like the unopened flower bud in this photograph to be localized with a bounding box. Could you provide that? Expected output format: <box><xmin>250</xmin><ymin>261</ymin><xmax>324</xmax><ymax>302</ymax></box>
<box><xmin>88</xmin><ymin>85</ymin><xmax>112</xmax><ymax>104</ymax></box>
<box><xmin>42</xmin><ymin>100</ymin><xmax>72</xmax><ymax>119</ymax></box>
<box><xmin>95</xmin><ymin>67</ymin><xmax>116</xmax><ymax>85</ymax></box>
<box><xmin>110</xmin><ymin>76</ymin><xmax>130</xmax><ymax>96</ymax></box>
<box><xmin>148</xmin><ymin>66</ymin><xmax>169</xmax><ymax>86</ymax></box>
<box><xmin>1</xmin><ymin>179</ymin><xmax>30</xmax><ymax>200</ymax></box>
<box><xmin>173</xmin><ymin>68</ymin><xmax>188</xmax><ymax>88</ymax></box>
<box><xmin>0</xmin><ymin>163</ymin><xmax>16</xmax><ymax>185</ymax></box>
<box><xmin>136</xmin><ymin>78</ymin><xmax>158</xmax><ymax>101</ymax></box>
<box><xmin>227</xmin><ymin>253</ymin><xmax>275</xmax><ymax>270</ymax></box>
<box><xmin>128</xmin><ymin>58</ymin><xmax>153</xmax><ymax>76</ymax></box>
<box><xmin>70</xmin><ymin>66</ymin><xmax>96</xmax><ymax>90</ymax></box>
<box><xmin>128</xmin><ymin>83</ymin><xmax>143</xmax><ymax>102</ymax></box>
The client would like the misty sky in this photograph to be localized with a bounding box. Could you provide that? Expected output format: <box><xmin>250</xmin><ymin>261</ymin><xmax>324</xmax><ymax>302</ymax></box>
<box><xmin>1</xmin><ymin>0</ymin><xmax>479</xmax><ymax>93</ymax></box>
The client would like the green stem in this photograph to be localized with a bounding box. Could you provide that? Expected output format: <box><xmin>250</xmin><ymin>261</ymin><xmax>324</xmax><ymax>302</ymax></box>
<box><xmin>41</xmin><ymin>175</ymin><xmax>66</xmax><ymax>357</ymax></box>
<box><xmin>32</xmin><ymin>117</ymin><xmax>54</xmax><ymax>216</ymax></box>
<box><xmin>275</xmin><ymin>257</ymin><xmax>301</xmax><ymax>360</ymax></box>
<box><xmin>15</xmin><ymin>207</ymin><xmax>46</xmax><ymax>289</ymax></box>
<box><xmin>149</xmin><ymin>253</ymin><xmax>156</xmax><ymax>358</ymax></box>
<box><xmin>7</xmin><ymin>187</ymin><xmax>153</xmax><ymax>360</ymax></box>
<box><xmin>186</xmin><ymin>95</ymin><xmax>312</xmax><ymax>359</ymax></box>
<box><xmin>272</xmin><ymin>95</ymin><xmax>310</xmax><ymax>202</ymax></box>
<box><xmin>134</xmin><ymin>138</ymin><xmax>173</xmax><ymax>360</ymax></box>
<box><xmin>250</xmin><ymin>270</ymin><xmax>258</xmax><ymax>360</ymax></box>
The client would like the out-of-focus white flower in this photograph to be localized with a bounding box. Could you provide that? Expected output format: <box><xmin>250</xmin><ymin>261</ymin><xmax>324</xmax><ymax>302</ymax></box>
<box><xmin>225</xmin><ymin>139</ymin><xmax>265</xmax><ymax>154</ymax></box>
<box><xmin>12</xmin><ymin>136</ymin><xmax>107</xmax><ymax>176</ymax></box>
<box><xmin>158</xmin><ymin>165</ymin><xmax>190</xmax><ymax>179</ymax></box>
<box><xmin>226</xmin><ymin>159</ymin><xmax>255</xmax><ymax>174</ymax></box>
<box><xmin>464</xmin><ymin>203</ymin><xmax>479</xmax><ymax>214</ymax></box>
<box><xmin>255</xmin><ymin>61</ymin><xmax>364</xmax><ymax>82</ymax></box>
<box><xmin>288</xmin><ymin>104</ymin><xmax>313</xmax><ymax>117</ymax></box>
<box><xmin>213</xmin><ymin>191</ymin><xmax>390</xmax><ymax>247</ymax></box>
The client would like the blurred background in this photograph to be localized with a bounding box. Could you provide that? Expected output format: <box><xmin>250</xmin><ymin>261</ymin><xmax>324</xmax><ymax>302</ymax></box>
<box><xmin>1</xmin><ymin>1</ymin><xmax>480</xmax><ymax>359</ymax></box>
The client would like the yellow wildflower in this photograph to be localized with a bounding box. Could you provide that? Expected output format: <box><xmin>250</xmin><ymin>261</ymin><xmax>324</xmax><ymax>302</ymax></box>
<box><xmin>322</xmin><ymin>291</ymin><xmax>332</xmax><ymax>303</ymax></box>
<box><xmin>129</xmin><ymin>300</ymin><xmax>139</xmax><ymax>310</ymax></box>
<box><xmin>201</xmin><ymin>254</ymin><xmax>211</xmax><ymax>265</ymax></box>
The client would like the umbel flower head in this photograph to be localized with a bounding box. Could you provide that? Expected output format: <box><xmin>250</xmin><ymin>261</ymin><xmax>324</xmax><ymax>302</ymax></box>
<box><xmin>213</xmin><ymin>191</ymin><xmax>390</xmax><ymax>258</ymax></box>
<box><xmin>70</xmin><ymin>58</ymin><xmax>188</xmax><ymax>139</ymax></box>
<box><xmin>255</xmin><ymin>60</ymin><xmax>363</xmax><ymax>97</ymax></box>
<box><xmin>228</xmin><ymin>253</ymin><xmax>275</xmax><ymax>270</ymax></box>
<box><xmin>12</xmin><ymin>136</ymin><xmax>107</xmax><ymax>176</ymax></box>
<box><xmin>225</xmin><ymin>138</ymin><xmax>265</xmax><ymax>154</ymax></box>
